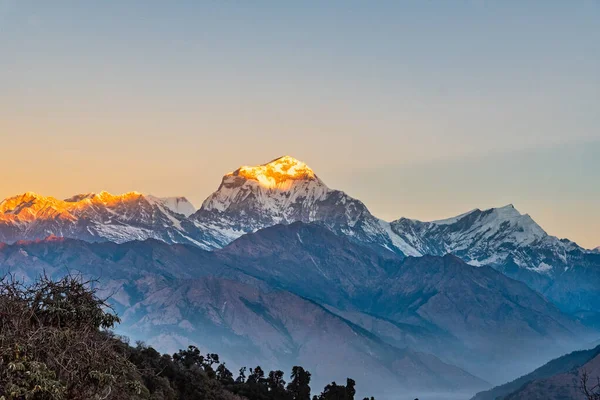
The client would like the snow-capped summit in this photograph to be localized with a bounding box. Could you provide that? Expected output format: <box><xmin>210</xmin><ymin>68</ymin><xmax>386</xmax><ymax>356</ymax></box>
<box><xmin>201</xmin><ymin>156</ymin><xmax>329</xmax><ymax>216</ymax></box>
<box><xmin>435</xmin><ymin>204</ymin><xmax>548</xmax><ymax>249</ymax></box>
<box><xmin>147</xmin><ymin>196</ymin><xmax>196</xmax><ymax>217</ymax></box>
<box><xmin>231</xmin><ymin>155</ymin><xmax>320</xmax><ymax>188</ymax></box>
<box><xmin>391</xmin><ymin>204</ymin><xmax>581</xmax><ymax>274</ymax></box>
<box><xmin>192</xmin><ymin>156</ymin><xmax>419</xmax><ymax>254</ymax></box>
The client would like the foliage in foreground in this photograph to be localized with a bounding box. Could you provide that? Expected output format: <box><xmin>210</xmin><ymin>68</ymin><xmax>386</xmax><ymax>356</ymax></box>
<box><xmin>0</xmin><ymin>275</ymin><xmax>374</xmax><ymax>400</ymax></box>
<box><xmin>0</xmin><ymin>275</ymin><xmax>141</xmax><ymax>399</ymax></box>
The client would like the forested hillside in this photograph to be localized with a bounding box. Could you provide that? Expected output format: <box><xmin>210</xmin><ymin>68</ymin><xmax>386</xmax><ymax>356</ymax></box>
<box><xmin>0</xmin><ymin>275</ymin><xmax>373</xmax><ymax>400</ymax></box>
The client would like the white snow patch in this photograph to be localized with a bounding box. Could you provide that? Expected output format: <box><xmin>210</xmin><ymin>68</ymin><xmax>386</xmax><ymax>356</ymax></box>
<box><xmin>528</xmin><ymin>262</ymin><xmax>553</xmax><ymax>274</ymax></box>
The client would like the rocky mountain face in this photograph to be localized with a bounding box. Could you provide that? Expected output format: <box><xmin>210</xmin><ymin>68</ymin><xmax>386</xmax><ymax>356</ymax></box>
<box><xmin>391</xmin><ymin>206</ymin><xmax>600</xmax><ymax>314</ymax></box>
<box><xmin>473</xmin><ymin>345</ymin><xmax>600</xmax><ymax>400</ymax></box>
<box><xmin>147</xmin><ymin>195</ymin><xmax>196</xmax><ymax>217</ymax></box>
<box><xmin>1</xmin><ymin>156</ymin><xmax>598</xmax><ymax>315</ymax></box>
<box><xmin>391</xmin><ymin>205</ymin><xmax>561</xmax><ymax>267</ymax></box>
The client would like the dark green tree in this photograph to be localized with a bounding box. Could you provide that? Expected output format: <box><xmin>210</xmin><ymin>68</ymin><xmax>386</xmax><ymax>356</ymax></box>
<box><xmin>315</xmin><ymin>378</ymin><xmax>356</xmax><ymax>400</ymax></box>
<box><xmin>267</xmin><ymin>370</ymin><xmax>288</xmax><ymax>398</ymax></box>
<box><xmin>247</xmin><ymin>366</ymin><xmax>266</xmax><ymax>385</ymax></box>
<box><xmin>287</xmin><ymin>366</ymin><xmax>312</xmax><ymax>400</ymax></box>
<box><xmin>236</xmin><ymin>367</ymin><xmax>247</xmax><ymax>384</ymax></box>
<box><xmin>173</xmin><ymin>345</ymin><xmax>204</xmax><ymax>368</ymax></box>
<box><xmin>0</xmin><ymin>275</ymin><xmax>143</xmax><ymax>400</ymax></box>
<box><xmin>217</xmin><ymin>363</ymin><xmax>235</xmax><ymax>385</ymax></box>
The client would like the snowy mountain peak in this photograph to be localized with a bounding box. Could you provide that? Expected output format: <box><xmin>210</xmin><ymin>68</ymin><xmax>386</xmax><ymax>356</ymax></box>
<box><xmin>480</xmin><ymin>205</ymin><xmax>547</xmax><ymax>242</ymax></box>
<box><xmin>147</xmin><ymin>195</ymin><xmax>196</xmax><ymax>217</ymax></box>
<box><xmin>192</xmin><ymin>156</ymin><xmax>422</xmax><ymax>255</ymax></box>
<box><xmin>63</xmin><ymin>191</ymin><xmax>143</xmax><ymax>205</ymax></box>
<box><xmin>438</xmin><ymin>204</ymin><xmax>548</xmax><ymax>243</ymax></box>
<box><xmin>0</xmin><ymin>192</ymin><xmax>51</xmax><ymax>208</ymax></box>
<box><xmin>228</xmin><ymin>155</ymin><xmax>321</xmax><ymax>189</ymax></box>
<box><xmin>492</xmin><ymin>203</ymin><xmax>520</xmax><ymax>216</ymax></box>
<box><xmin>93</xmin><ymin>191</ymin><xmax>143</xmax><ymax>204</ymax></box>
<box><xmin>0</xmin><ymin>192</ymin><xmax>75</xmax><ymax>223</ymax></box>
<box><xmin>0</xmin><ymin>191</ymin><xmax>158</xmax><ymax>223</ymax></box>
<box><xmin>431</xmin><ymin>209</ymin><xmax>479</xmax><ymax>225</ymax></box>
<box><xmin>390</xmin><ymin>204</ymin><xmax>568</xmax><ymax>272</ymax></box>
<box><xmin>19</xmin><ymin>191</ymin><xmax>45</xmax><ymax>200</ymax></box>
<box><xmin>200</xmin><ymin>156</ymin><xmax>330</xmax><ymax>215</ymax></box>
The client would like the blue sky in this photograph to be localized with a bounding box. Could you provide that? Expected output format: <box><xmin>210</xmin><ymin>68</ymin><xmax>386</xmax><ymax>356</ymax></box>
<box><xmin>0</xmin><ymin>1</ymin><xmax>599</xmax><ymax>247</ymax></box>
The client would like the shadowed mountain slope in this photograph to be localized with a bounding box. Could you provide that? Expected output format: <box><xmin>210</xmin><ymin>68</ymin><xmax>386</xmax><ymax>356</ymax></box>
<box><xmin>472</xmin><ymin>345</ymin><xmax>600</xmax><ymax>400</ymax></box>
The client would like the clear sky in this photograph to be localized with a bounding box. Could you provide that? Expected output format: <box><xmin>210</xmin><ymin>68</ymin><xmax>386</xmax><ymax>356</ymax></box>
<box><xmin>1</xmin><ymin>1</ymin><xmax>599</xmax><ymax>248</ymax></box>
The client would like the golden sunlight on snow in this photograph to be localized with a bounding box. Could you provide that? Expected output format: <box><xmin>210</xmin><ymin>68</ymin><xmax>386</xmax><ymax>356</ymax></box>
<box><xmin>229</xmin><ymin>156</ymin><xmax>317</xmax><ymax>189</ymax></box>
<box><xmin>0</xmin><ymin>191</ymin><xmax>144</xmax><ymax>223</ymax></box>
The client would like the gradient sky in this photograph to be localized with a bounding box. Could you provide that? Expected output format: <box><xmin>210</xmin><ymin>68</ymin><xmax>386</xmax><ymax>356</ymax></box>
<box><xmin>1</xmin><ymin>1</ymin><xmax>599</xmax><ymax>248</ymax></box>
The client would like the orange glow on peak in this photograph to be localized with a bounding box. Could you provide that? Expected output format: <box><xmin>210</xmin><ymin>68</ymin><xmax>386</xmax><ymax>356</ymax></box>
<box><xmin>90</xmin><ymin>191</ymin><xmax>142</xmax><ymax>205</ymax></box>
<box><xmin>0</xmin><ymin>190</ymin><xmax>146</xmax><ymax>224</ymax></box>
<box><xmin>230</xmin><ymin>156</ymin><xmax>317</xmax><ymax>188</ymax></box>
<box><xmin>0</xmin><ymin>192</ymin><xmax>76</xmax><ymax>223</ymax></box>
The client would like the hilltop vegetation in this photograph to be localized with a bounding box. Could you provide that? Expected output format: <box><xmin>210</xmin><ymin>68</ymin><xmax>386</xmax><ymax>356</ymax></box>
<box><xmin>0</xmin><ymin>275</ymin><xmax>371</xmax><ymax>400</ymax></box>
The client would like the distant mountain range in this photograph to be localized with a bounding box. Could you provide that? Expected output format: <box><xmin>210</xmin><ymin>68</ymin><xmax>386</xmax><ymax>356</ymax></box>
<box><xmin>2</xmin><ymin>156</ymin><xmax>599</xmax><ymax>316</ymax></box>
<box><xmin>2</xmin><ymin>155</ymin><xmax>600</xmax><ymax>398</ymax></box>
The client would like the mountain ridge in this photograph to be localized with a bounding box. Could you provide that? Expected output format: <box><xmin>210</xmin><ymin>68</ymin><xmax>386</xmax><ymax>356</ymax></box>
<box><xmin>1</xmin><ymin>156</ymin><xmax>599</xmax><ymax>316</ymax></box>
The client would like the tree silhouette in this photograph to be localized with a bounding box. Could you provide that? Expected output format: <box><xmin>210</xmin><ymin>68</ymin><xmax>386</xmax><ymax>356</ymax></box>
<box><xmin>217</xmin><ymin>363</ymin><xmax>235</xmax><ymax>385</ymax></box>
<box><xmin>287</xmin><ymin>366</ymin><xmax>312</xmax><ymax>400</ymax></box>
<box><xmin>314</xmin><ymin>378</ymin><xmax>356</xmax><ymax>400</ymax></box>
<box><xmin>236</xmin><ymin>367</ymin><xmax>247</xmax><ymax>384</ymax></box>
<box><xmin>248</xmin><ymin>365</ymin><xmax>266</xmax><ymax>385</ymax></box>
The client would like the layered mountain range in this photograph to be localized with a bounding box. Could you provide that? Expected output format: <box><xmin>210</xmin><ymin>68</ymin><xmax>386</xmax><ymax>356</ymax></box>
<box><xmin>1</xmin><ymin>156</ymin><xmax>598</xmax><ymax>314</ymax></box>
<box><xmin>1</xmin><ymin>155</ymin><xmax>599</xmax><ymax>397</ymax></box>
<box><xmin>0</xmin><ymin>225</ymin><xmax>590</xmax><ymax>391</ymax></box>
